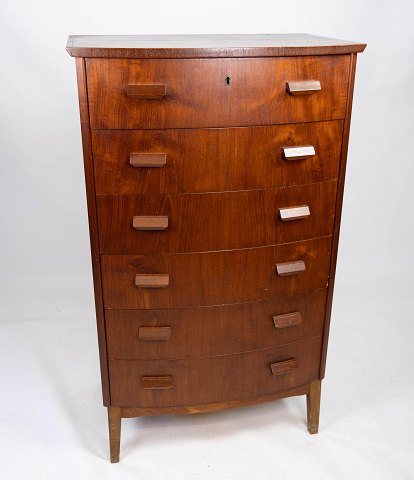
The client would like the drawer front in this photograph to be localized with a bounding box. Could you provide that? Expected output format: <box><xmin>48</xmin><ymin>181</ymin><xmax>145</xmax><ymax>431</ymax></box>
<box><xmin>97</xmin><ymin>181</ymin><xmax>336</xmax><ymax>254</ymax></box>
<box><xmin>92</xmin><ymin>121</ymin><xmax>343</xmax><ymax>194</ymax></box>
<box><xmin>106</xmin><ymin>289</ymin><xmax>327</xmax><ymax>359</ymax></box>
<box><xmin>109</xmin><ymin>336</ymin><xmax>322</xmax><ymax>407</ymax></box>
<box><xmin>86</xmin><ymin>56</ymin><xmax>350</xmax><ymax>129</ymax></box>
<box><xmin>101</xmin><ymin>236</ymin><xmax>331</xmax><ymax>309</ymax></box>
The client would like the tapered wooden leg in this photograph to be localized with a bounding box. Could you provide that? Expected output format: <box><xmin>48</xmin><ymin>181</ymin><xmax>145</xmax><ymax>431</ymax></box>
<box><xmin>306</xmin><ymin>380</ymin><xmax>321</xmax><ymax>434</ymax></box>
<box><xmin>108</xmin><ymin>406</ymin><xmax>121</xmax><ymax>463</ymax></box>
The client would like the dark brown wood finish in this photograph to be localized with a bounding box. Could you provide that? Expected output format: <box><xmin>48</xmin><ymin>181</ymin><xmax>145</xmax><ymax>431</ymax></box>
<box><xmin>109</xmin><ymin>336</ymin><xmax>322</xmax><ymax>406</ymax></box>
<box><xmin>101</xmin><ymin>236</ymin><xmax>332</xmax><ymax>309</ymax></box>
<box><xmin>86</xmin><ymin>56</ymin><xmax>350</xmax><ymax>129</ymax></box>
<box><xmin>319</xmin><ymin>53</ymin><xmax>357</xmax><ymax>379</ymax></box>
<box><xmin>97</xmin><ymin>181</ymin><xmax>337</xmax><ymax>254</ymax></box>
<box><xmin>67</xmin><ymin>34</ymin><xmax>366</xmax><ymax>59</ymax></box>
<box><xmin>106</xmin><ymin>289</ymin><xmax>327</xmax><ymax>359</ymax></box>
<box><xmin>75</xmin><ymin>58</ymin><xmax>110</xmax><ymax>406</ymax></box>
<box><xmin>92</xmin><ymin>121</ymin><xmax>343</xmax><ymax>195</ymax></box>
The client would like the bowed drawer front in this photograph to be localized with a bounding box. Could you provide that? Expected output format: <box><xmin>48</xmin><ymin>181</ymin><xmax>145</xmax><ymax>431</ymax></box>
<box><xmin>67</xmin><ymin>33</ymin><xmax>365</xmax><ymax>462</ymax></box>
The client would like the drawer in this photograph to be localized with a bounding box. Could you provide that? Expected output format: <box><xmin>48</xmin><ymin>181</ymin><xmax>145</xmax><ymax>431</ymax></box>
<box><xmin>109</xmin><ymin>336</ymin><xmax>322</xmax><ymax>407</ymax></box>
<box><xmin>106</xmin><ymin>289</ymin><xmax>327</xmax><ymax>360</ymax></box>
<box><xmin>92</xmin><ymin>121</ymin><xmax>343</xmax><ymax>194</ymax></box>
<box><xmin>101</xmin><ymin>236</ymin><xmax>331</xmax><ymax>309</ymax></box>
<box><xmin>97</xmin><ymin>181</ymin><xmax>337</xmax><ymax>254</ymax></box>
<box><xmin>86</xmin><ymin>56</ymin><xmax>350</xmax><ymax>129</ymax></box>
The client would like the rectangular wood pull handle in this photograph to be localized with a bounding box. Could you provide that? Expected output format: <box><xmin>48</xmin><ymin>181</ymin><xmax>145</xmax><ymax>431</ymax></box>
<box><xmin>127</xmin><ymin>84</ymin><xmax>166</xmax><ymax>99</ymax></box>
<box><xmin>139</xmin><ymin>326</ymin><xmax>171</xmax><ymax>341</ymax></box>
<box><xmin>286</xmin><ymin>80</ymin><xmax>321</xmax><ymax>95</ymax></box>
<box><xmin>133</xmin><ymin>216</ymin><xmax>169</xmax><ymax>231</ymax></box>
<box><xmin>279</xmin><ymin>205</ymin><xmax>310</xmax><ymax>221</ymax></box>
<box><xmin>135</xmin><ymin>274</ymin><xmax>169</xmax><ymax>288</ymax></box>
<box><xmin>270</xmin><ymin>358</ymin><xmax>298</xmax><ymax>376</ymax></box>
<box><xmin>282</xmin><ymin>146</ymin><xmax>316</xmax><ymax>161</ymax></box>
<box><xmin>130</xmin><ymin>153</ymin><xmax>167</xmax><ymax>167</ymax></box>
<box><xmin>141</xmin><ymin>375</ymin><xmax>173</xmax><ymax>390</ymax></box>
<box><xmin>276</xmin><ymin>261</ymin><xmax>305</xmax><ymax>277</ymax></box>
<box><xmin>273</xmin><ymin>312</ymin><xmax>303</xmax><ymax>329</ymax></box>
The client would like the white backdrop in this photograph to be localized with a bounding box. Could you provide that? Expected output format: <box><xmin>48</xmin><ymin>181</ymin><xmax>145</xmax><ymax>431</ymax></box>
<box><xmin>1</xmin><ymin>0</ymin><xmax>413</xmax><ymax>478</ymax></box>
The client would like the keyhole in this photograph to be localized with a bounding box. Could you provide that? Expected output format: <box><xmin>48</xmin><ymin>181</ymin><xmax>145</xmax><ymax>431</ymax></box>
<box><xmin>225</xmin><ymin>76</ymin><xmax>231</xmax><ymax>86</ymax></box>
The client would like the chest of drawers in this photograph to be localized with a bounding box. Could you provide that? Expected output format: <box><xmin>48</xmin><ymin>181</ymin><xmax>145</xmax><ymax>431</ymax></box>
<box><xmin>67</xmin><ymin>34</ymin><xmax>365</xmax><ymax>462</ymax></box>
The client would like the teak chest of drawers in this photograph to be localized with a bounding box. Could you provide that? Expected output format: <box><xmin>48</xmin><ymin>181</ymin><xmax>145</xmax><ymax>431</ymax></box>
<box><xmin>67</xmin><ymin>34</ymin><xmax>365</xmax><ymax>462</ymax></box>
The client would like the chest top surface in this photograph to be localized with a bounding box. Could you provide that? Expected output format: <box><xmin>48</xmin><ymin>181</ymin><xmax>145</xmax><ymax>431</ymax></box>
<box><xmin>66</xmin><ymin>33</ymin><xmax>366</xmax><ymax>58</ymax></box>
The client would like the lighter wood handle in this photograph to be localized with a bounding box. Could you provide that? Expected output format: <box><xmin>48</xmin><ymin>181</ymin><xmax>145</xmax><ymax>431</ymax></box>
<box><xmin>139</xmin><ymin>326</ymin><xmax>172</xmax><ymax>341</ymax></box>
<box><xmin>130</xmin><ymin>153</ymin><xmax>167</xmax><ymax>167</ymax></box>
<box><xmin>282</xmin><ymin>146</ymin><xmax>316</xmax><ymax>161</ymax></box>
<box><xmin>141</xmin><ymin>375</ymin><xmax>173</xmax><ymax>389</ymax></box>
<box><xmin>286</xmin><ymin>80</ymin><xmax>321</xmax><ymax>95</ymax></box>
<box><xmin>279</xmin><ymin>205</ymin><xmax>310</xmax><ymax>221</ymax></box>
<box><xmin>270</xmin><ymin>358</ymin><xmax>298</xmax><ymax>376</ymax></box>
<box><xmin>133</xmin><ymin>216</ymin><xmax>169</xmax><ymax>231</ymax></box>
<box><xmin>127</xmin><ymin>84</ymin><xmax>166</xmax><ymax>99</ymax></box>
<box><xmin>273</xmin><ymin>312</ymin><xmax>303</xmax><ymax>329</ymax></box>
<box><xmin>135</xmin><ymin>274</ymin><xmax>169</xmax><ymax>288</ymax></box>
<box><xmin>276</xmin><ymin>261</ymin><xmax>306</xmax><ymax>277</ymax></box>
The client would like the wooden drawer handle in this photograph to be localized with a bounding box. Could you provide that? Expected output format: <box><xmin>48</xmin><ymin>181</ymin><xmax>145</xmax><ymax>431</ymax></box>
<box><xmin>139</xmin><ymin>326</ymin><xmax>172</xmax><ymax>341</ymax></box>
<box><xmin>273</xmin><ymin>312</ymin><xmax>303</xmax><ymax>329</ymax></box>
<box><xmin>282</xmin><ymin>146</ymin><xmax>316</xmax><ymax>161</ymax></box>
<box><xmin>270</xmin><ymin>358</ymin><xmax>298</xmax><ymax>376</ymax></box>
<box><xmin>279</xmin><ymin>205</ymin><xmax>310</xmax><ymax>222</ymax></box>
<box><xmin>133</xmin><ymin>216</ymin><xmax>169</xmax><ymax>231</ymax></box>
<box><xmin>130</xmin><ymin>153</ymin><xmax>167</xmax><ymax>168</ymax></box>
<box><xmin>286</xmin><ymin>80</ymin><xmax>321</xmax><ymax>95</ymax></box>
<box><xmin>276</xmin><ymin>261</ymin><xmax>305</xmax><ymax>277</ymax></box>
<box><xmin>141</xmin><ymin>375</ymin><xmax>173</xmax><ymax>390</ymax></box>
<box><xmin>135</xmin><ymin>274</ymin><xmax>169</xmax><ymax>288</ymax></box>
<box><xmin>126</xmin><ymin>84</ymin><xmax>166</xmax><ymax>99</ymax></box>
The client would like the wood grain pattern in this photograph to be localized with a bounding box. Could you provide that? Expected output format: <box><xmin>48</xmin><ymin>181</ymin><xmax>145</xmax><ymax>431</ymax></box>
<box><xmin>307</xmin><ymin>379</ymin><xmax>321</xmax><ymax>434</ymax></box>
<box><xmin>107</xmin><ymin>406</ymin><xmax>121</xmax><ymax>463</ymax></box>
<box><xmin>75</xmin><ymin>58</ymin><xmax>110</xmax><ymax>406</ymax></box>
<box><xmin>86</xmin><ymin>56</ymin><xmax>350</xmax><ymax>129</ymax></box>
<box><xmin>132</xmin><ymin>216</ymin><xmax>169</xmax><ymax>231</ymax></box>
<box><xmin>287</xmin><ymin>80</ymin><xmax>321</xmax><ymax>95</ymax></box>
<box><xmin>320</xmin><ymin>53</ymin><xmax>357</xmax><ymax>379</ymax></box>
<box><xmin>67</xmin><ymin>34</ymin><xmax>366</xmax><ymax>59</ymax></box>
<box><xmin>109</xmin><ymin>336</ymin><xmax>322</xmax><ymax>407</ymax></box>
<box><xmin>141</xmin><ymin>376</ymin><xmax>173</xmax><ymax>389</ymax></box>
<box><xmin>120</xmin><ymin>383</ymin><xmax>310</xmax><ymax>416</ymax></box>
<box><xmin>105</xmin><ymin>290</ymin><xmax>327</xmax><ymax>359</ymax></box>
<box><xmin>135</xmin><ymin>274</ymin><xmax>169</xmax><ymax>288</ymax></box>
<box><xmin>273</xmin><ymin>311</ymin><xmax>303</xmax><ymax>329</ymax></box>
<box><xmin>138</xmin><ymin>326</ymin><xmax>172</xmax><ymax>341</ymax></box>
<box><xmin>97</xmin><ymin>181</ymin><xmax>337</xmax><ymax>254</ymax></box>
<box><xmin>101</xmin><ymin>236</ymin><xmax>332</xmax><ymax>309</ymax></box>
<box><xmin>92</xmin><ymin>121</ymin><xmax>343</xmax><ymax>195</ymax></box>
<box><xmin>276</xmin><ymin>260</ymin><xmax>306</xmax><ymax>277</ymax></box>
<box><xmin>270</xmin><ymin>358</ymin><xmax>299</xmax><ymax>376</ymax></box>
<box><xmin>126</xmin><ymin>84</ymin><xmax>166</xmax><ymax>99</ymax></box>
<box><xmin>129</xmin><ymin>152</ymin><xmax>167</xmax><ymax>167</ymax></box>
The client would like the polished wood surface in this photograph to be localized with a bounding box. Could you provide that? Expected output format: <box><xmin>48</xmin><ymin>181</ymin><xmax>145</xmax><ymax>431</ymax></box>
<box><xmin>86</xmin><ymin>56</ymin><xmax>350</xmax><ymax>129</ymax></box>
<box><xmin>97</xmin><ymin>182</ymin><xmax>336</xmax><ymax>254</ymax></box>
<box><xmin>106</xmin><ymin>290</ymin><xmax>327</xmax><ymax>359</ymax></box>
<box><xmin>67</xmin><ymin>33</ymin><xmax>366</xmax><ymax>58</ymax></box>
<box><xmin>101</xmin><ymin>236</ymin><xmax>332</xmax><ymax>309</ymax></box>
<box><xmin>92</xmin><ymin>121</ymin><xmax>343</xmax><ymax>195</ymax></box>
<box><xmin>109</xmin><ymin>336</ymin><xmax>322</xmax><ymax>406</ymax></box>
<box><xmin>75</xmin><ymin>58</ymin><xmax>110</xmax><ymax>406</ymax></box>
<box><xmin>120</xmin><ymin>383</ymin><xmax>310</xmax><ymax>416</ymax></box>
<box><xmin>68</xmin><ymin>34</ymin><xmax>364</xmax><ymax>460</ymax></box>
